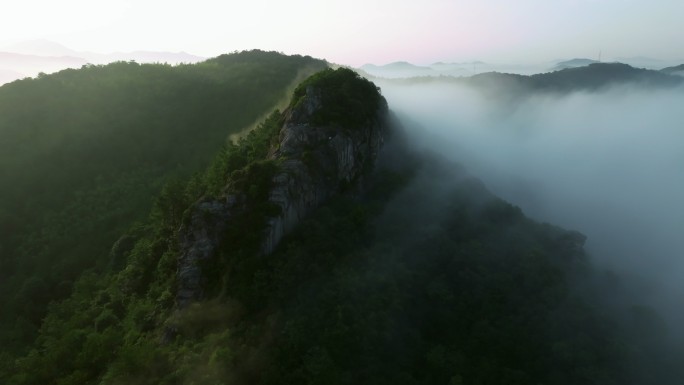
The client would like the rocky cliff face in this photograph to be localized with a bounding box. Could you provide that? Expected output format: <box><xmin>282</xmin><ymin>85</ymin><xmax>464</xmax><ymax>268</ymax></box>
<box><xmin>176</xmin><ymin>70</ymin><xmax>389</xmax><ymax>308</ymax></box>
<box><xmin>177</xmin><ymin>197</ymin><xmax>238</xmax><ymax>308</ymax></box>
<box><xmin>261</xmin><ymin>85</ymin><xmax>386</xmax><ymax>254</ymax></box>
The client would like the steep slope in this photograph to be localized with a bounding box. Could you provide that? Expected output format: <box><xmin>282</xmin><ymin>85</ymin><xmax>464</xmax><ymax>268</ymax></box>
<box><xmin>175</xmin><ymin>68</ymin><xmax>388</xmax><ymax>307</ymax></box>
<box><xmin>8</xmin><ymin>60</ymin><xmax>684</xmax><ymax>385</ymax></box>
<box><xmin>5</xmin><ymin>67</ymin><xmax>676</xmax><ymax>385</ymax></box>
<box><xmin>0</xmin><ymin>50</ymin><xmax>327</xmax><ymax>356</ymax></box>
<box><xmin>2</xmin><ymin>66</ymin><xmax>389</xmax><ymax>385</ymax></box>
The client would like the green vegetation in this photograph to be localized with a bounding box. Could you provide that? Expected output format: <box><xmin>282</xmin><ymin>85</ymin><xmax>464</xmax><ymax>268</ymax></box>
<box><xmin>290</xmin><ymin>67</ymin><xmax>385</xmax><ymax>128</ymax></box>
<box><xmin>2</xmin><ymin>106</ymin><xmax>288</xmax><ymax>385</ymax></box>
<box><xmin>3</xmin><ymin>133</ymin><xmax>663</xmax><ymax>384</ymax></box>
<box><xmin>1</xmin><ymin>61</ymin><xmax>680</xmax><ymax>385</ymax></box>
<box><xmin>0</xmin><ymin>50</ymin><xmax>327</xmax><ymax>357</ymax></box>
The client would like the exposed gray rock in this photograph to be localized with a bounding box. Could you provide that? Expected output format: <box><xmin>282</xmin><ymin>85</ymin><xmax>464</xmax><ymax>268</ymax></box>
<box><xmin>176</xmin><ymin>196</ymin><xmax>240</xmax><ymax>308</ymax></box>
<box><xmin>261</xmin><ymin>88</ymin><xmax>386</xmax><ymax>254</ymax></box>
<box><xmin>175</xmin><ymin>78</ymin><xmax>390</xmax><ymax>307</ymax></box>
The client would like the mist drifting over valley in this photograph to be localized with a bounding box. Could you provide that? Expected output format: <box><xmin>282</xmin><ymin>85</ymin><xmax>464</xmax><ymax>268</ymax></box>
<box><xmin>377</xmin><ymin>75</ymin><xmax>684</xmax><ymax>332</ymax></box>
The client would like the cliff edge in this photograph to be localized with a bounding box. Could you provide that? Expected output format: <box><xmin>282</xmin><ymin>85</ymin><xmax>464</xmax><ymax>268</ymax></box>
<box><xmin>177</xmin><ymin>68</ymin><xmax>390</xmax><ymax>307</ymax></box>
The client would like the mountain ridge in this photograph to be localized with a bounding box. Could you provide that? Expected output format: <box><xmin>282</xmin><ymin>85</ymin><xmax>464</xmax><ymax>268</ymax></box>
<box><xmin>0</xmin><ymin>40</ymin><xmax>206</xmax><ymax>85</ymax></box>
<box><xmin>6</xmin><ymin>65</ymin><xmax>625</xmax><ymax>385</ymax></box>
<box><xmin>0</xmin><ymin>50</ymin><xmax>328</xmax><ymax>367</ymax></box>
<box><xmin>380</xmin><ymin>62</ymin><xmax>683</xmax><ymax>95</ymax></box>
<box><xmin>1</xmin><ymin>54</ymin><xmax>681</xmax><ymax>385</ymax></box>
<box><xmin>661</xmin><ymin>64</ymin><xmax>684</xmax><ymax>76</ymax></box>
<box><xmin>550</xmin><ymin>58</ymin><xmax>599</xmax><ymax>71</ymax></box>
<box><xmin>175</xmin><ymin>68</ymin><xmax>389</xmax><ymax>309</ymax></box>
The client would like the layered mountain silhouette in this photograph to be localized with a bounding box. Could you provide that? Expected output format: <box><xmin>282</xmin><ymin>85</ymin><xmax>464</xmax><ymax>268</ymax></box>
<box><xmin>550</xmin><ymin>58</ymin><xmax>599</xmax><ymax>71</ymax></box>
<box><xmin>0</xmin><ymin>40</ymin><xmax>205</xmax><ymax>85</ymax></box>
<box><xmin>382</xmin><ymin>62</ymin><xmax>682</xmax><ymax>95</ymax></box>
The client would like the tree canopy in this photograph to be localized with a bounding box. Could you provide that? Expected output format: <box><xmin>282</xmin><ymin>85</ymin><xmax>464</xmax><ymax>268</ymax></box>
<box><xmin>0</xmin><ymin>50</ymin><xmax>327</xmax><ymax>357</ymax></box>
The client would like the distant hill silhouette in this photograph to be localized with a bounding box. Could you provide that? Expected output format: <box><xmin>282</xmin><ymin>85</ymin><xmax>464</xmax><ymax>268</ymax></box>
<box><xmin>0</xmin><ymin>40</ymin><xmax>205</xmax><ymax>85</ymax></box>
<box><xmin>360</xmin><ymin>61</ymin><xmax>434</xmax><ymax>78</ymax></box>
<box><xmin>5</xmin><ymin>39</ymin><xmax>77</xmax><ymax>57</ymax></box>
<box><xmin>4</xmin><ymin>39</ymin><xmax>205</xmax><ymax>65</ymax></box>
<box><xmin>361</xmin><ymin>61</ymin><xmax>495</xmax><ymax>78</ymax></box>
<box><xmin>661</xmin><ymin>64</ymin><xmax>684</xmax><ymax>76</ymax></box>
<box><xmin>389</xmin><ymin>62</ymin><xmax>684</xmax><ymax>94</ymax></box>
<box><xmin>0</xmin><ymin>52</ymin><xmax>87</xmax><ymax>83</ymax></box>
<box><xmin>529</xmin><ymin>62</ymin><xmax>680</xmax><ymax>91</ymax></box>
<box><xmin>362</xmin><ymin>61</ymin><xmax>431</xmax><ymax>71</ymax></box>
<box><xmin>551</xmin><ymin>58</ymin><xmax>599</xmax><ymax>71</ymax></box>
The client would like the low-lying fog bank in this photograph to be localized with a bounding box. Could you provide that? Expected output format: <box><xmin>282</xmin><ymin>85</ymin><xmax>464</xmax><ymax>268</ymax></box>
<box><xmin>380</xmin><ymin>79</ymin><xmax>684</xmax><ymax>334</ymax></box>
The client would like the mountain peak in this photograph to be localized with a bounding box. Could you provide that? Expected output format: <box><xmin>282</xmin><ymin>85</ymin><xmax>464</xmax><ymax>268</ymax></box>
<box><xmin>176</xmin><ymin>68</ymin><xmax>390</xmax><ymax>307</ymax></box>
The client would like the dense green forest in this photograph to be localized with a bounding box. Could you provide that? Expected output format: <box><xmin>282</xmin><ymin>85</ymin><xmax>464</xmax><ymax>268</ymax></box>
<box><xmin>0</xmin><ymin>50</ymin><xmax>327</xmax><ymax>358</ymax></box>
<box><xmin>1</xmin><ymin>62</ymin><xmax>681</xmax><ymax>384</ymax></box>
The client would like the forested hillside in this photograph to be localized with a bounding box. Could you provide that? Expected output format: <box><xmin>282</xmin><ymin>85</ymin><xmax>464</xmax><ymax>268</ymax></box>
<box><xmin>3</xmin><ymin>67</ymin><xmax>680</xmax><ymax>385</ymax></box>
<box><xmin>0</xmin><ymin>50</ymin><xmax>327</xmax><ymax>358</ymax></box>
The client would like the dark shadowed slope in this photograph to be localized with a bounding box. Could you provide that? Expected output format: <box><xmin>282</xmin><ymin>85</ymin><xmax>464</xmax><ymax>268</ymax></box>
<box><xmin>0</xmin><ymin>50</ymin><xmax>327</xmax><ymax>357</ymax></box>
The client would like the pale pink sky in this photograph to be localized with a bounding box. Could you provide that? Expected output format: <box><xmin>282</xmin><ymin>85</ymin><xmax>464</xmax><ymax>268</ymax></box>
<box><xmin>1</xmin><ymin>0</ymin><xmax>683</xmax><ymax>66</ymax></box>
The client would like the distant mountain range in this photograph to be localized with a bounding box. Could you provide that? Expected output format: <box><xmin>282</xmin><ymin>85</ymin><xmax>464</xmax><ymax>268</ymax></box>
<box><xmin>5</xmin><ymin>39</ymin><xmax>205</xmax><ymax>64</ymax></box>
<box><xmin>360</xmin><ymin>62</ymin><xmax>436</xmax><ymax>78</ymax></box>
<box><xmin>661</xmin><ymin>64</ymin><xmax>684</xmax><ymax>76</ymax></box>
<box><xmin>359</xmin><ymin>60</ymin><xmax>527</xmax><ymax>78</ymax></box>
<box><xmin>378</xmin><ymin>62</ymin><xmax>683</xmax><ymax>96</ymax></box>
<box><xmin>0</xmin><ymin>39</ymin><xmax>205</xmax><ymax>85</ymax></box>
<box><xmin>550</xmin><ymin>58</ymin><xmax>599</xmax><ymax>71</ymax></box>
<box><xmin>550</xmin><ymin>57</ymin><xmax>684</xmax><ymax>72</ymax></box>
<box><xmin>360</xmin><ymin>57</ymin><xmax>684</xmax><ymax>80</ymax></box>
<box><xmin>0</xmin><ymin>52</ymin><xmax>87</xmax><ymax>78</ymax></box>
<box><xmin>4</xmin><ymin>39</ymin><xmax>80</xmax><ymax>57</ymax></box>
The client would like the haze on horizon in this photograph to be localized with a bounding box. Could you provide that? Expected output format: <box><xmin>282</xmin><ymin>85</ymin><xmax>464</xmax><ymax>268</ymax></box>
<box><xmin>2</xmin><ymin>0</ymin><xmax>683</xmax><ymax>67</ymax></box>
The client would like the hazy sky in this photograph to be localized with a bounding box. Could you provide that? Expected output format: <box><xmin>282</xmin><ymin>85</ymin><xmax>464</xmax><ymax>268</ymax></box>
<box><xmin>2</xmin><ymin>0</ymin><xmax>682</xmax><ymax>66</ymax></box>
